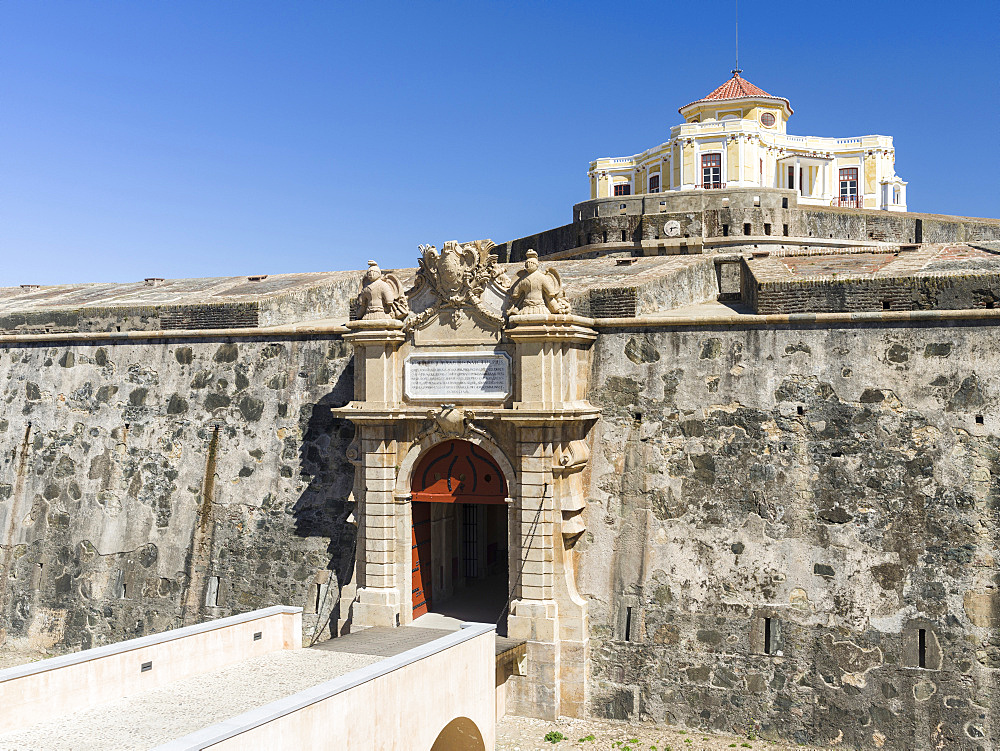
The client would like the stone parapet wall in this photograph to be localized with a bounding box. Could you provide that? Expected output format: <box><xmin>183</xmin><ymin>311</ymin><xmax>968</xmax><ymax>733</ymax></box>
<box><xmin>743</xmin><ymin>249</ymin><xmax>1000</xmax><ymax>314</ymax></box>
<box><xmin>0</xmin><ymin>271</ymin><xmax>363</xmax><ymax>335</ymax></box>
<box><xmin>498</xmin><ymin>189</ymin><xmax>1000</xmax><ymax>261</ymax></box>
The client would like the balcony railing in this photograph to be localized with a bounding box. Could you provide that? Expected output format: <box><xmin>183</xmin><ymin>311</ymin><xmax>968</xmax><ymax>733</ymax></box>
<box><xmin>835</xmin><ymin>196</ymin><xmax>863</xmax><ymax>208</ymax></box>
<box><xmin>698</xmin><ymin>182</ymin><xmax>726</xmax><ymax>190</ymax></box>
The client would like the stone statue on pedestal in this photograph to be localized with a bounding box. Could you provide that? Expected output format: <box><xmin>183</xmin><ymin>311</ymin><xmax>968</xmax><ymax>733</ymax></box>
<box><xmin>508</xmin><ymin>250</ymin><xmax>571</xmax><ymax>315</ymax></box>
<box><xmin>353</xmin><ymin>261</ymin><xmax>409</xmax><ymax>321</ymax></box>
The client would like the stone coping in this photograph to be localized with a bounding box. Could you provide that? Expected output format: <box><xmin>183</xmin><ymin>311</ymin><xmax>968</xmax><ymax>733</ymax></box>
<box><xmin>0</xmin><ymin>606</ymin><xmax>302</xmax><ymax>684</ymax></box>
<box><xmin>152</xmin><ymin>622</ymin><xmax>496</xmax><ymax>751</ymax></box>
<box><xmin>1</xmin><ymin>305</ymin><xmax>999</xmax><ymax>346</ymax></box>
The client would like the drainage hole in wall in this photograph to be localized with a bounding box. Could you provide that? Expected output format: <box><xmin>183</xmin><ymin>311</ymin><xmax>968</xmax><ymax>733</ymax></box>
<box><xmin>141</xmin><ymin>661</ymin><xmax>153</xmax><ymax>673</ymax></box>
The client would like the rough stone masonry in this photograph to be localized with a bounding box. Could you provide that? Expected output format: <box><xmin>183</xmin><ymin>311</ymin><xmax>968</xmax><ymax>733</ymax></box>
<box><xmin>1</xmin><ymin>201</ymin><xmax>999</xmax><ymax>749</ymax></box>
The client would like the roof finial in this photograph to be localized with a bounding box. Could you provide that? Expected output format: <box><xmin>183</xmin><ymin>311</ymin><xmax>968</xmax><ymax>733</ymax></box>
<box><xmin>732</xmin><ymin>0</ymin><xmax>741</xmax><ymax>77</ymax></box>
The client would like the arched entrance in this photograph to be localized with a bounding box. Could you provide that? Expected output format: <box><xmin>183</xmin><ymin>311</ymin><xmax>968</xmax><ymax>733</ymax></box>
<box><xmin>430</xmin><ymin>716</ymin><xmax>486</xmax><ymax>751</ymax></box>
<box><xmin>410</xmin><ymin>440</ymin><xmax>509</xmax><ymax>632</ymax></box>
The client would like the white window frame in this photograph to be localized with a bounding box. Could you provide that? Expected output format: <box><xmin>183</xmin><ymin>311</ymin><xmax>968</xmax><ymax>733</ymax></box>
<box><xmin>612</xmin><ymin>178</ymin><xmax>633</xmax><ymax>197</ymax></box>
<box><xmin>839</xmin><ymin>167</ymin><xmax>859</xmax><ymax>199</ymax></box>
<box><xmin>700</xmin><ymin>151</ymin><xmax>724</xmax><ymax>189</ymax></box>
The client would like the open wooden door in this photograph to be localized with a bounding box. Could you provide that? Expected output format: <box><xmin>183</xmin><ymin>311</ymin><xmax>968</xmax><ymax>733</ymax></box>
<box><xmin>411</xmin><ymin>501</ymin><xmax>432</xmax><ymax>617</ymax></box>
<box><xmin>411</xmin><ymin>440</ymin><xmax>508</xmax><ymax>619</ymax></box>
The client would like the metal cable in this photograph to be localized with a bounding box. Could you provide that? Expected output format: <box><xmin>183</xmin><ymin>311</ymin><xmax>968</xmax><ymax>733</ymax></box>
<box><xmin>496</xmin><ymin>482</ymin><xmax>547</xmax><ymax>629</ymax></box>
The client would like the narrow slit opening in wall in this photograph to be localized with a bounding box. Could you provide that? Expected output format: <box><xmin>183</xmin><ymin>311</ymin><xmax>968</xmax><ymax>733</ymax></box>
<box><xmin>205</xmin><ymin>575</ymin><xmax>220</xmax><ymax>607</ymax></box>
<box><xmin>763</xmin><ymin>617</ymin><xmax>772</xmax><ymax>654</ymax></box>
<box><xmin>764</xmin><ymin>223</ymin><xmax>771</xmax><ymax>235</ymax></box>
<box><xmin>797</xmin><ymin>406</ymin><xmax>804</xmax><ymax>415</ymax></box>
<box><xmin>744</xmin><ymin>223</ymin><xmax>752</xmax><ymax>236</ymax></box>
<box><xmin>882</xmin><ymin>300</ymin><xmax>892</xmax><ymax>311</ymax></box>
<box><xmin>624</xmin><ymin>606</ymin><xmax>633</xmax><ymax>642</ymax></box>
<box><xmin>918</xmin><ymin>628</ymin><xmax>927</xmax><ymax>668</ymax></box>
<box><xmin>976</xmin><ymin>414</ymin><xmax>984</xmax><ymax>424</ymax></box>
<box><xmin>621</xmin><ymin>230</ymin><xmax>627</xmax><ymax>242</ymax></box>
<box><xmin>782</xmin><ymin>224</ymin><xmax>789</xmax><ymax>236</ymax></box>
<box><xmin>722</xmin><ymin>224</ymin><xmax>729</xmax><ymax>236</ymax></box>
<box><xmin>603</xmin><ymin>231</ymin><xmax>608</xmax><ymax>243</ymax></box>
<box><xmin>253</xmin><ymin>631</ymin><xmax>262</xmax><ymax>641</ymax></box>
<box><xmin>782</xmin><ymin>198</ymin><xmax>789</xmax><ymax>209</ymax></box>
<box><xmin>314</xmin><ymin>582</ymin><xmax>322</xmax><ymax>613</ymax></box>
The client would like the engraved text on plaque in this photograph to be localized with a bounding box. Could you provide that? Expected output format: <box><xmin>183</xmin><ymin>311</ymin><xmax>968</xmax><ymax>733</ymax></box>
<box><xmin>405</xmin><ymin>352</ymin><xmax>511</xmax><ymax>400</ymax></box>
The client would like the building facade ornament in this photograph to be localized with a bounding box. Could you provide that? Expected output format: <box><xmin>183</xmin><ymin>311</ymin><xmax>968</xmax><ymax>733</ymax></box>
<box><xmin>413</xmin><ymin>404</ymin><xmax>492</xmax><ymax>444</ymax></box>
<box><xmin>508</xmin><ymin>250</ymin><xmax>572</xmax><ymax>316</ymax></box>
<box><xmin>407</xmin><ymin>239</ymin><xmax>510</xmax><ymax>330</ymax></box>
<box><xmin>352</xmin><ymin>260</ymin><xmax>409</xmax><ymax>321</ymax></box>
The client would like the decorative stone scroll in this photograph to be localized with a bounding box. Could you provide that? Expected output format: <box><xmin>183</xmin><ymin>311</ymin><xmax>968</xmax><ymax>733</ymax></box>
<box><xmin>508</xmin><ymin>250</ymin><xmax>571</xmax><ymax>316</ymax></box>
<box><xmin>404</xmin><ymin>352</ymin><xmax>511</xmax><ymax>401</ymax></box>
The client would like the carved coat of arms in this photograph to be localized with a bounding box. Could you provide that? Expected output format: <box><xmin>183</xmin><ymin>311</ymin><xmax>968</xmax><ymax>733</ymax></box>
<box><xmin>408</xmin><ymin>239</ymin><xmax>510</xmax><ymax>330</ymax></box>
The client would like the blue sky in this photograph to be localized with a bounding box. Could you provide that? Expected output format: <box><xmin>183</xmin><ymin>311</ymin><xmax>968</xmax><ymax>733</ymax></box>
<box><xmin>2</xmin><ymin>0</ymin><xmax>998</xmax><ymax>285</ymax></box>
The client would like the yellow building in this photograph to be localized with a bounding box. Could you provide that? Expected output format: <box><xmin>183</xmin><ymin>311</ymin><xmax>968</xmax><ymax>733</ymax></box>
<box><xmin>590</xmin><ymin>71</ymin><xmax>907</xmax><ymax>211</ymax></box>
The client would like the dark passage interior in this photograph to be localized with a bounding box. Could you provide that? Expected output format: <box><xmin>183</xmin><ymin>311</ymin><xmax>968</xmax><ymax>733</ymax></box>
<box><xmin>410</xmin><ymin>440</ymin><xmax>509</xmax><ymax>635</ymax></box>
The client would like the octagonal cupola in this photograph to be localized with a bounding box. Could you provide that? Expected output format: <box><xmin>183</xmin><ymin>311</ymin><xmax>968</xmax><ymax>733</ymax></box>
<box><xmin>678</xmin><ymin>70</ymin><xmax>792</xmax><ymax>132</ymax></box>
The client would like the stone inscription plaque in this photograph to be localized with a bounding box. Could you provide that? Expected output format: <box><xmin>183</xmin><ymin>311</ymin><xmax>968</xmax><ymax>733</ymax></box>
<box><xmin>405</xmin><ymin>352</ymin><xmax>511</xmax><ymax>400</ymax></box>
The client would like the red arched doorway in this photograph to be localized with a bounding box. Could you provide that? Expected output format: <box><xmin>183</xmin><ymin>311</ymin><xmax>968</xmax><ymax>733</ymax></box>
<box><xmin>410</xmin><ymin>440</ymin><xmax>508</xmax><ymax>623</ymax></box>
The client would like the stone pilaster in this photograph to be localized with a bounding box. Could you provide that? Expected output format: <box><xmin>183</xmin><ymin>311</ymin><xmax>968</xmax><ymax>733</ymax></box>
<box><xmin>343</xmin><ymin>319</ymin><xmax>405</xmax><ymax>408</ymax></box>
<box><xmin>506</xmin><ymin>314</ymin><xmax>598</xmax><ymax>720</ymax></box>
<box><xmin>353</xmin><ymin>426</ymin><xmax>401</xmax><ymax>628</ymax></box>
<box><xmin>342</xmin><ymin>320</ymin><xmax>406</xmax><ymax>629</ymax></box>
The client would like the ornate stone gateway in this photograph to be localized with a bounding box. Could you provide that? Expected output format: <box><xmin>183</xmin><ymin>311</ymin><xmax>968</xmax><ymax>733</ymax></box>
<box><xmin>335</xmin><ymin>242</ymin><xmax>599</xmax><ymax>718</ymax></box>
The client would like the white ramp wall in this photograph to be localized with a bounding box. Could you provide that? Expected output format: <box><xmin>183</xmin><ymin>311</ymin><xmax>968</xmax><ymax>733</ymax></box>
<box><xmin>0</xmin><ymin>606</ymin><xmax>302</xmax><ymax>736</ymax></box>
<box><xmin>158</xmin><ymin>623</ymin><xmax>497</xmax><ymax>751</ymax></box>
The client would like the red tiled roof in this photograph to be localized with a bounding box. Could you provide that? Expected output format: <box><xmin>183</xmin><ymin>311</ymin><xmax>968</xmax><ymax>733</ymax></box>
<box><xmin>701</xmin><ymin>73</ymin><xmax>772</xmax><ymax>100</ymax></box>
<box><xmin>679</xmin><ymin>72</ymin><xmax>792</xmax><ymax>113</ymax></box>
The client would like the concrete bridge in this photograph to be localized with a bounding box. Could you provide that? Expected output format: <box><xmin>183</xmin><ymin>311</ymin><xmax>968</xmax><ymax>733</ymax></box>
<box><xmin>0</xmin><ymin>607</ymin><xmax>520</xmax><ymax>750</ymax></box>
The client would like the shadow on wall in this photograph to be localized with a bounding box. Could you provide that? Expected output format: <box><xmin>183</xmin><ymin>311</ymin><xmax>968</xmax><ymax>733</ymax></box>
<box><xmin>292</xmin><ymin>363</ymin><xmax>357</xmax><ymax>642</ymax></box>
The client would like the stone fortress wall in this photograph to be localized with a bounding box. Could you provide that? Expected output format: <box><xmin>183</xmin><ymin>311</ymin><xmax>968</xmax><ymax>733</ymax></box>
<box><xmin>1</xmin><ymin>215</ymin><xmax>999</xmax><ymax>749</ymax></box>
<box><xmin>495</xmin><ymin>188</ymin><xmax>1000</xmax><ymax>263</ymax></box>
<box><xmin>583</xmin><ymin>322</ymin><xmax>998</xmax><ymax>748</ymax></box>
<box><xmin>0</xmin><ymin>336</ymin><xmax>357</xmax><ymax>653</ymax></box>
